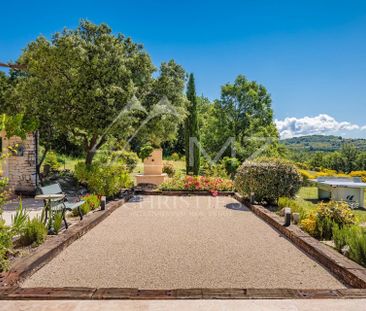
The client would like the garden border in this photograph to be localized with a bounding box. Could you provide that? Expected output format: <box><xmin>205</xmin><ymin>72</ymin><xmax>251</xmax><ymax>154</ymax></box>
<box><xmin>1</xmin><ymin>287</ymin><xmax>366</xmax><ymax>300</ymax></box>
<box><xmin>134</xmin><ymin>189</ymin><xmax>235</xmax><ymax>196</ymax></box>
<box><xmin>233</xmin><ymin>193</ymin><xmax>366</xmax><ymax>289</ymax></box>
<box><xmin>0</xmin><ymin>195</ymin><xmax>132</xmax><ymax>288</ymax></box>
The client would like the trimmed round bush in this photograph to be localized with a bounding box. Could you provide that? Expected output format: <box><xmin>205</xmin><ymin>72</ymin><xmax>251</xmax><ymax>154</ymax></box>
<box><xmin>234</xmin><ymin>157</ymin><xmax>302</xmax><ymax>204</ymax></box>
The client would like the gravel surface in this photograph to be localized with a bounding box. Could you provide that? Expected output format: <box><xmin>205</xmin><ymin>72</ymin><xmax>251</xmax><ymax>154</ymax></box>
<box><xmin>22</xmin><ymin>195</ymin><xmax>345</xmax><ymax>289</ymax></box>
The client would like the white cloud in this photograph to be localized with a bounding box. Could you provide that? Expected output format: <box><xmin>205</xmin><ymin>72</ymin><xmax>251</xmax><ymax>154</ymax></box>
<box><xmin>275</xmin><ymin>114</ymin><xmax>364</xmax><ymax>139</ymax></box>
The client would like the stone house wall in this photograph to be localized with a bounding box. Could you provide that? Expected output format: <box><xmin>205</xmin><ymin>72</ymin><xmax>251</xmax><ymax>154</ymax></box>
<box><xmin>0</xmin><ymin>131</ymin><xmax>37</xmax><ymax>195</ymax></box>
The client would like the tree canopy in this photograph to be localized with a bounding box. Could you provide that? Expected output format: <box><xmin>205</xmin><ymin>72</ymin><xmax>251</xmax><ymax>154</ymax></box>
<box><xmin>200</xmin><ymin>75</ymin><xmax>279</xmax><ymax>161</ymax></box>
<box><xmin>13</xmin><ymin>20</ymin><xmax>187</xmax><ymax>165</ymax></box>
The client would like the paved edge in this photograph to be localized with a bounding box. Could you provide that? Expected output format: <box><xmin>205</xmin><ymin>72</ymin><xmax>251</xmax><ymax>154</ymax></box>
<box><xmin>0</xmin><ymin>195</ymin><xmax>132</xmax><ymax>288</ymax></box>
<box><xmin>233</xmin><ymin>193</ymin><xmax>366</xmax><ymax>289</ymax></box>
<box><xmin>1</xmin><ymin>287</ymin><xmax>366</xmax><ymax>300</ymax></box>
<box><xmin>134</xmin><ymin>190</ymin><xmax>235</xmax><ymax>196</ymax></box>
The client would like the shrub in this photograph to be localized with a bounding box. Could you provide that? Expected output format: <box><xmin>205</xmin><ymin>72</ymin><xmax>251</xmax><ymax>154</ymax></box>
<box><xmin>75</xmin><ymin>161</ymin><xmax>133</xmax><ymax>197</ymax></box>
<box><xmin>234</xmin><ymin>157</ymin><xmax>302</xmax><ymax>204</ymax></box>
<box><xmin>11</xmin><ymin>198</ymin><xmax>29</xmax><ymax>234</ymax></box>
<box><xmin>72</xmin><ymin>194</ymin><xmax>101</xmax><ymax>216</ymax></box>
<box><xmin>44</xmin><ymin>151</ymin><xmax>62</xmax><ymax>173</ymax></box>
<box><xmin>221</xmin><ymin>157</ymin><xmax>240</xmax><ymax>179</ymax></box>
<box><xmin>0</xmin><ymin>221</ymin><xmax>13</xmax><ymax>272</ymax></box>
<box><xmin>82</xmin><ymin>194</ymin><xmax>101</xmax><ymax>211</ymax></box>
<box><xmin>200</xmin><ymin>162</ymin><xmax>228</xmax><ymax>178</ymax></box>
<box><xmin>316</xmin><ymin>216</ymin><xmax>335</xmax><ymax>240</ymax></box>
<box><xmin>159</xmin><ymin>176</ymin><xmax>234</xmax><ymax>192</ymax></box>
<box><xmin>316</xmin><ymin>201</ymin><xmax>356</xmax><ymax>240</ymax></box>
<box><xmin>333</xmin><ymin>225</ymin><xmax>366</xmax><ymax>267</ymax></box>
<box><xmin>169</xmin><ymin>152</ymin><xmax>181</xmax><ymax>161</ymax></box>
<box><xmin>119</xmin><ymin>150</ymin><xmax>139</xmax><ymax>172</ymax></box>
<box><xmin>300</xmin><ymin>201</ymin><xmax>355</xmax><ymax>240</ymax></box>
<box><xmin>317</xmin><ymin>201</ymin><xmax>355</xmax><ymax>228</ymax></box>
<box><xmin>103</xmin><ymin>150</ymin><xmax>139</xmax><ymax>173</ymax></box>
<box><xmin>333</xmin><ymin>224</ymin><xmax>352</xmax><ymax>252</ymax></box>
<box><xmin>53</xmin><ymin>212</ymin><xmax>63</xmax><ymax>235</ymax></box>
<box><xmin>72</xmin><ymin>202</ymin><xmax>90</xmax><ymax>217</ymax></box>
<box><xmin>159</xmin><ymin>177</ymin><xmax>184</xmax><ymax>191</ymax></box>
<box><xmin>278</xmin><ymin>197</ymin><xmax>308</xmax><ymax>221</ymax></box>
<box><xmin>71</xmin><ymin>203</ymin><xmax>86</xmax><ymax>216</ymax></box>
<box><xmin>0</xmin><ymin>176</ymin><xmax>9</xmax><ymax>211</ymax></box>
<box><xmin>299</xmin><ymin>213</ymin><xmax>317</xmax><ymax>237</ymax></box>
<box><xmin>19</xmin><ymin>217</ymin><xmax>47</xmax><ymax>247</ymax></box>
<box><xmin>347</xmin><ymin>228</ymin><xmax>366</xmax><ymax>267</ymax></box>
<box><xmin>163</xmin><ymin>161</ymin><xmax>176</xmax><ymax>177</ymax></box>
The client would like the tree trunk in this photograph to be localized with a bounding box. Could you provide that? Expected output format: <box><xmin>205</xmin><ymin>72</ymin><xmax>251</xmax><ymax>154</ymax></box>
<box><xmin>85</xmin><ymin>149</ymin><xmax>96</xmax><ymax>166</ymax></box>
<box><xmin>37</xmin><ymin>147</ymin><xmax>49</xmax><ymax>186</ymax></box>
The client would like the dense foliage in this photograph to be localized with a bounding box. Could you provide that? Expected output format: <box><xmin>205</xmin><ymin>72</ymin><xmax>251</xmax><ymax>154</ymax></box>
<box><xmin>199</xmin><ymin>76</ymin><xmax>279</xmax><ymax>162</ymax></box>
<box><xmin>221</xmin><ymin>157</ymin><xmax>241</xmax><ymax>179</ymax></box>
<box><xmin>13</xmin><ymin>20</ymin><xmax>187</xmax><ymax>166</ymax></box>
<box><xmin>75</xmin><ymin>161</ymin><xmax>133</xmax><ymax>197</ymax></box>
<box><xmin>72</xmin><ymin>194</ymin><xmax>101</xmax><ymax>216</ymax></box>
<box><xmin>162</xmin><ymin>161</ymin><xmax>176</xmax><ymax>177</ymax></box>
<box><xmin>285</xmin><ymin>137</ymin><xmax>366</xmax><ymax>173</ymax></box>
<box><xmin>0</xmin><ymin>221</ymin><xmax>13</xmax><ymax>272</ymax></box>
<box><xmin>18</xmin><ymin>217</ymin><xmax>47</xmax><ymax>247</ymax></box>
<box><xmin>235</xmin><ymin>158</ymin><xmax>302</xmax><ymax>204</ymax></box>
<box><xmin>185</xmin><ymin>73</ymin><xmax>200</xmax><ymax>175</ymax></box>
<box><xmin>300</xmin><ymin>201</ymin><xmax>356</xmax><ymax>240</ymax></box>
<box><xmin>333</xmin><ymin>225</ymin><xmax>366</xmax><ymax>267</ymax></box>
<box><xmin>139</xmin><ymin>145</ymin><xmax>154</xmax><ymax>161</ymax></box>
<box><xmin>282</xmin><ymin>135</ymin><xmax>366</xmax><ymax>152</ymax></box>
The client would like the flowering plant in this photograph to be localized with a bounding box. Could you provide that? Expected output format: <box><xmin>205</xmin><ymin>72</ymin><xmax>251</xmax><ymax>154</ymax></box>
<box><xmin>159</xmin><ymin>176</ymin><xmax>234</xmax><ymax>194</ymax></box>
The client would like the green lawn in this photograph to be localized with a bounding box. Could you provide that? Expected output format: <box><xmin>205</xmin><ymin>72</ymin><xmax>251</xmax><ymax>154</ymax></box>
<box><xmin>56</xmin><ymin>154</ymin><xmax>186</xmax><ymax>178</ymax></box>
<box><xmin>60</xmin><ymin>156</ymin><xmax>80</xmax><ymax>171</ymax></box>
<box><xmin>298</xmin><ymin>187</ymin><xmax>366</xmax><ymax>224</ymax></box>
<box><xmin>298</xmin><ymin>187</ymin><xmax>318</xmax><ymax>200</ymax></box>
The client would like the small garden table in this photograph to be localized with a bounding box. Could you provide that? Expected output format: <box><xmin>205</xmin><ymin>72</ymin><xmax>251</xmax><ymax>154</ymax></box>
<box><xmin>35</xmin><ymin>194</ymin><xmax>65</xmax><ymax>234</ymax></box>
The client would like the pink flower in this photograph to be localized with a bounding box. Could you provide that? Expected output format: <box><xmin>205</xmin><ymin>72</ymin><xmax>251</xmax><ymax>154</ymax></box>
<box><xmin>210</xmin><ymin>190</ymin><xmax>218</xmax><ymax>197</ymax></box>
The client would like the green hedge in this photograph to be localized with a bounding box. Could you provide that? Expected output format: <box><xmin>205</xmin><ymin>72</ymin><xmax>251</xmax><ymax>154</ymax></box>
<box><xmin>234</xmin><ymin>157</ymin><xmax>302</xmax><ymax>204</ymax></box>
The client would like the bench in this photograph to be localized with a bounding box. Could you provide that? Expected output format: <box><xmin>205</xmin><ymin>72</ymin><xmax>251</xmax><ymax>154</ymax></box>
<box><xmin>40</xmin><ymin>183</ymin><xmax>85</xmax><ymax>229</ymax></box>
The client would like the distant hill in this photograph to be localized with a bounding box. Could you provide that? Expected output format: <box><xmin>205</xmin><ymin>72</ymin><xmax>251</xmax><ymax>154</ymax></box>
<box><xmin>281</xmin><ymin>135</ymin><xmax>366</xmax><ymax>152</ymax></box>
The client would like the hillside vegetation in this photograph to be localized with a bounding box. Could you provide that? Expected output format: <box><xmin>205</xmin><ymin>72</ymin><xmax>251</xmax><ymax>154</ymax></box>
<box><xmin>281</xmin><ymin>135</ymin><xmax>366</xmax><ymax>152</ymax></box>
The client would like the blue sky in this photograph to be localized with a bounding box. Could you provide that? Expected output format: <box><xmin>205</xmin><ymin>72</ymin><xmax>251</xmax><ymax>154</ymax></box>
<box><xmin>1</xmin><ymin>0</ymin><xmax>366</xmax><ymax>138</ymax></box>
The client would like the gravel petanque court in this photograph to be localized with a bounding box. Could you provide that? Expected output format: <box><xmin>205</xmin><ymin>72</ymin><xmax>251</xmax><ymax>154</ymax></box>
<box><xmin>22</xmin><ymin>195</ymin><xmax>345</xmax><ymax>289</ymax></box>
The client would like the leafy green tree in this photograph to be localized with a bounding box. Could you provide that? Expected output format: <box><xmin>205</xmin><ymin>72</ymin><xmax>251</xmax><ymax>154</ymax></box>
<box><xmin>308</xmin><ymin>152</ymin><xmax>325</xmax><ymax>169</ymax></box>
<box><xmin>200</xmin><ymin>75</ymin><xmax>278</xmax><ymax>161</ymax></box>
<box><xmin>0</xmin><ymin>72</ymin><xmax>8</xmax><ymax>113</ymax></box>
<box><xmin>356</xmin><ymin>152</ymin><xmax>366</xmax><ymax>170</ymax></box>
<box><xmin>14</xmin><ymin>20</ymin><xmax>186</xmax><ymax>165</ymax></box>
<box><xmin>340</xmin><ymin>144</ymin><xmax>358</xmax><ymax>173</ymax></box>
<box><xmin>184</xmin><ymin>73</ymin><xmax>200</xmax><ymax>175</ymax></box>
<box><xmin>135</xmin><ymin>60</ymin><xmax>187</xmax><ymax>148</ymax></box>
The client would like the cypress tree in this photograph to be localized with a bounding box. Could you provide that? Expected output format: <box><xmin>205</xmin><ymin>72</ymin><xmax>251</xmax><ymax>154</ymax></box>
<box><xmin>185</xmin><ymin>73</ymin><xmax>200</xmax><ymax>175</ymax></box>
